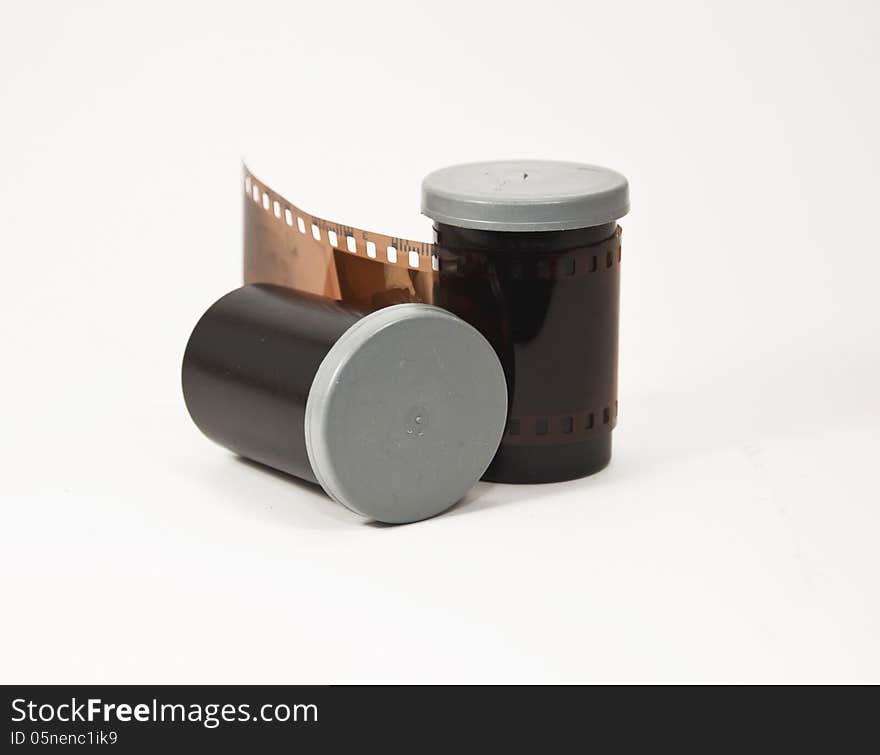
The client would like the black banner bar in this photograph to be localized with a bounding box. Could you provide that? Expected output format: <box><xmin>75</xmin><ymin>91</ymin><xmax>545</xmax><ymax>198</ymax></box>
<box><xmin>3</xmin><ymin>684</ymin><xmax>876</xmax><ymax>750</ymax></box>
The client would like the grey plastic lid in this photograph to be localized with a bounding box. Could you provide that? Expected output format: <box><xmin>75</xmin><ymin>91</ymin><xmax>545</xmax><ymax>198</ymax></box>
<box><xmin>304</xmin><ymin>303</ymin><xmax>507</xmax><ymax>524</ymax></box>
<box><xmin>421</xmin><ymin>160</ymin><xmax>629</xmax><ymax>232</ymax></box>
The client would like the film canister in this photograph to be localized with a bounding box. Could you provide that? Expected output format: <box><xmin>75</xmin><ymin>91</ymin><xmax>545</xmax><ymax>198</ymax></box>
<box><xmin>182</xmin><ymin>284</ymin><xmax>508</xmax><ymax>523</ymax></box>
<box><xmin>422</xmin><ymin>160</ymin><xmax>629</xmax><ymax>484</ymax></box>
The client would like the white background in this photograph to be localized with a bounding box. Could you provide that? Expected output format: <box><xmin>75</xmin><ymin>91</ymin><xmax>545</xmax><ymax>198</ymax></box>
<box><xmin>2</xmin><ymin>0</ymin><xmax>878</xmax><ymax>683</ymax></box>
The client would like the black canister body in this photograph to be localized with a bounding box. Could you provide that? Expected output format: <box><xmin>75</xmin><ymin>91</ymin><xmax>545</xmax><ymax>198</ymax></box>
<box><xmin>182</xmin><ymin>284</ymin><xmax>364</xmax><ymax>483</ymax></box>
<box><xmin>182</xmin><ymin>284</ymin><xmax>509</xmax><ymax>523</ymax></box>
<box><xmin>421</xmin><ymin>160</ymin><xmax>629</xmax><ymax>484</ymax></box>
<box><xmin>433</xmin><ymin>222</ymin><xmax>621</xmax><ymax>483</ymax></box>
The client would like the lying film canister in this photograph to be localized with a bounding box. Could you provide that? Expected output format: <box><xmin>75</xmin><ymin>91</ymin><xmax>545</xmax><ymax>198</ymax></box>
<box><xmin>422</xmin><ymin>160</ymin><xmax>630</xmax><ymax>484</ymax></box>
<box><xmin>181</xmin><ymin>284</ymin><xmax>508</xmax><ymax>523</ymax></box>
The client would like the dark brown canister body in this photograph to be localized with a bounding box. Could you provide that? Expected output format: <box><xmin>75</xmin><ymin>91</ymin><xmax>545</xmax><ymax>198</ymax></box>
<box><xmin>422</xmin><ymin>160</ymin><xmax>629</xmax><ymax>484</ymax></box>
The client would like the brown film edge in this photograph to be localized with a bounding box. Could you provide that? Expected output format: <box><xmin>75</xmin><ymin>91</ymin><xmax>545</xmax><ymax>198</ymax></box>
<box><xmin>242</xmin><ymin>165</ymin><xmax>621</xmax><ymax>469</ymax></box>
<box><xmin>244</xmin><ymin>168</ymin><xmax>437</xmax><ymax>310</ymax></box>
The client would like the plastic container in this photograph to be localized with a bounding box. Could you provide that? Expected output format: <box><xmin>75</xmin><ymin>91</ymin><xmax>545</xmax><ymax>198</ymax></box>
<box><xmin>182</xmin><ymin>284</ymin><xmax>508</xmax><ymax>523</ymax></box>
<box><xmin>422</xmin><ymin>160</ymin><xmax>629</xmax><ymax>483</ymax></box>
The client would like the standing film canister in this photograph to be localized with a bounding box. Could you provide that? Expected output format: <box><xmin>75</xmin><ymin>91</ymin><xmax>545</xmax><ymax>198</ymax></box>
<box><xmin>422</xmin><ymin>160</ymin><xmax>629</xmax><ymax>484</ymax></box>
<box><xmin>182</xmin><ymin>284</ymin><xmax>508</xmax><ymax>523</ymax></box>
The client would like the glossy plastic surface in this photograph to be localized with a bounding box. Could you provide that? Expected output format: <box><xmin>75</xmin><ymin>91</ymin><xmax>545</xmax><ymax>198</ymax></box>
<box><xmin>433</xmin><ymin>222</ymin><xmax>621</xmax><ymax>483</ymax></box>
<box><xmin>182</xmin><ymin>285</ymin><xmax>364</xmax><ymax>484</ymax></box>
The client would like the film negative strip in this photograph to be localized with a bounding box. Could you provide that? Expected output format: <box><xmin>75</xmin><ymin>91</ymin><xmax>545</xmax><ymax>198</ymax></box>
<box><xmin>244</xmin><ymin>170</ymin><xmax>437</xmax><ymax>312</ymax></box>
<box><xmin>242</xmin><ymin>165</ymin><xmax>622</xmax><ymax>483</ymax></box>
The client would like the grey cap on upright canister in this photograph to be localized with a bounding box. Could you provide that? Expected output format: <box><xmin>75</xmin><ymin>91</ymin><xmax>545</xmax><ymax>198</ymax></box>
<box><xmin>421</xmin><ymin>160</ymin><xmax>630</xmax><ymax>232</ymax></box>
